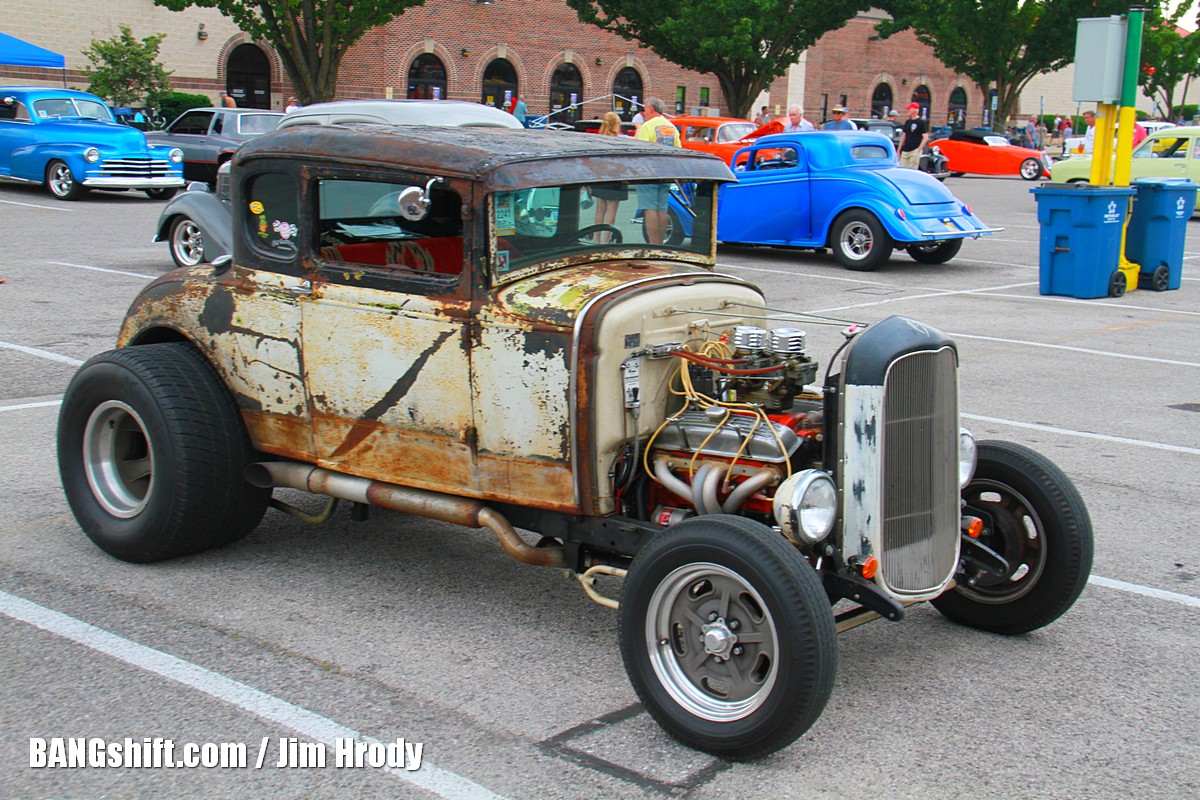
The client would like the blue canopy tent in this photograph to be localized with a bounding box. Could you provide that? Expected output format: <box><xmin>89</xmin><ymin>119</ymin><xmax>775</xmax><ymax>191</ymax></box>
<box><xmin>0</xmin><ymin>32</ymin><xmax>67</xmax><ymax>86</ymax></box>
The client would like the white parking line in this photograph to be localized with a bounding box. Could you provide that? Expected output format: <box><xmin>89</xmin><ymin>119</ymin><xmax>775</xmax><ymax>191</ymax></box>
<box><xmin>982</xmin><ymin>291</ymin><xmax>1200</xmax><ymax>316</ymax></box>
<box><xmin>963</xmin><ymin>413</ymin><xmax>1200</xmax><ymax>455</ymax></box>
<box><xmin>48</xmin><ymin>261</ymin><xmax>158</xmax><ymax>280</ymax></box>
<box><xmin>950</xmin><ymin>332</ymin><xmax>1200</xmax><ymax>368</ymax></box>
<box><xmin>0</xmin><ymin>589</ymin><xmax>510</xmax><ymax>800</ymax></box>
<box><xmin>0</xmin><ymin>341</ymin><xmax>84</xmax><ymax>366</ymax></box>
<box><xmin>0</xmin><ymin>198</ymin><xmax>71</xmax><ymax>211</ymax></box>
<box><xmin>0</xmin><ymin>399</ymin><xmax>61</xmax><ymax>413</ymax></box>
<box><xmin>1088</xmin><ymin>576</ymin><xmax>1200</xmax><ymax>609</ymax></box>
<box><xmin>805</xmin><ymin>281</ymin><xmax>1039</xmax><ymax>313</ymax></box>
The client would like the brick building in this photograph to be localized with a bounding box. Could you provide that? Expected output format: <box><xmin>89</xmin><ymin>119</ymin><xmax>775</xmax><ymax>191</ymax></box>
<box><xmin>0</xmin><ymin>0</ymin><xmax>988</xmax><ymax>127</ymax></box>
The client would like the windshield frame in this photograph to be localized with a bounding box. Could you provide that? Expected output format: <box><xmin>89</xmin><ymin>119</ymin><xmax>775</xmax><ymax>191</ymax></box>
<box><xmin>488</xmin><ymin>179</ymin><xmax>717</xmax><ymax>286</ymax></box>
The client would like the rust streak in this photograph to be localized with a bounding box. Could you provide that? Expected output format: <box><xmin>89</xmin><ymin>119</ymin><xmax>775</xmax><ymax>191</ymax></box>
<box><xmin>328</xmin><ymin>328</ymin><xmax>457</xmax><ymax>459</ymax></box>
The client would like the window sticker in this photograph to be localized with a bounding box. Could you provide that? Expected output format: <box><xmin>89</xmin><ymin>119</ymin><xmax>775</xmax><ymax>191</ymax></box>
<box><xmin>272</xmin><ymin>220</ymin><xmax>298</xmax><ymax>239</ymax></box>
<box><xmin>496</xmin><ymin>249</ymin><xmax>511</xmax><ymax>275</ymax></box>
<box><xmin>257</xmin><ymin>215</ymin><xmax>269</xmax><ymax>239</ymax></box>
<box><xmin>494</xmin><ymin>192</ymin><xmax>516</xmax><ymax>235</ymax></box>
<box><xmin>249</xmin><ymin>201</ymin><xmax>264</xmax><ymax>214</ymax></box>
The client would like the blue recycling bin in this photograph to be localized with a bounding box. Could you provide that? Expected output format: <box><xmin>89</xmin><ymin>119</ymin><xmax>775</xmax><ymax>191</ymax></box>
<box><xmin>1125</xmin><ymin>178</ymin><xmax>1197</xmax><ymax>291</ymax></box>
<box><xmin>1031</xmin><ymin>184</ymin><xmax>1136</xmax><ymax>298</ymax></box>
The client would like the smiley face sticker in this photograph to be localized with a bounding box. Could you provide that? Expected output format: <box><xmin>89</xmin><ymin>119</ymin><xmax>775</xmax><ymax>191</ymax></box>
<box><xmin>249</xmin><ymin>201</ymin><xmax>264</xmax><ymax>214</ymax></box>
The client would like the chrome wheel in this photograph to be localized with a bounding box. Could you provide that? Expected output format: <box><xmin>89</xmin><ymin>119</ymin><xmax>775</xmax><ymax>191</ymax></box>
<box><xmin>839</xmin><ymin>220</ymin><xmax>874</xmax><ymax>261</ymax></box>
<box><xmin>646</xmin><ymin>562</ymin><xmax>779</xmax><ymax>722</ymax></box>
<box><xmin>82</xmin><ymin>400</ymin><xmax>154</xmax><ymax>518</ymax></box>
<box><xmin>169</xmin><ymin>217</ymin><xmax>206</xmax><ymax>268</ymax></box>
<box><xmin>46</xmin><ymin>159</ymin><xmax>83</xmax><ymax>200</ymax></box>
<box><xmin>1019</xmin><ymin>158</ymin><xmax>1043</xmax><ymax>181</ymax></box>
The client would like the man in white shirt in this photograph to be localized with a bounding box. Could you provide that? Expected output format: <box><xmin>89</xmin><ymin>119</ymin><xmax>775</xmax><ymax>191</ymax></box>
<box><xmin>782</xmin><ymin>105</ymin><xmax>815</xmax><ymax>132</ymax></box>
<box><xmin>1081</xmin><ymin>110</ymin><xmax>1097</xmax><ymax>155</ymax></box>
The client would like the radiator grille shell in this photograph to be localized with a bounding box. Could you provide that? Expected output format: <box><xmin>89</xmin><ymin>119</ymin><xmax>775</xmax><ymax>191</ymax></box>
<box><xmin>878</xmin><ymin>347</ymin><xmax>960</xmax><ymax>593</ymax></box>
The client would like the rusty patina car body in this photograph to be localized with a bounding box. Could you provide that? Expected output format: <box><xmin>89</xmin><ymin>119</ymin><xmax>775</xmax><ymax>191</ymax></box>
<box><xmin>59</xmin><ymin>122</ymin><xmax>1094</xmax><ymax>760</ymax></box>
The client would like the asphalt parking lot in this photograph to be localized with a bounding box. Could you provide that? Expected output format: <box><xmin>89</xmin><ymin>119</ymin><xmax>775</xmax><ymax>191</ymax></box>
<box><xmin>1</xmin><ymin>174</ymin><xmax>1197</xmax><ymax>800</ymax></box>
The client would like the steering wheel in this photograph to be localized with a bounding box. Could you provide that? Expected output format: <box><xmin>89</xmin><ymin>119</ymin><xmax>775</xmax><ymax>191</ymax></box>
<box><xmin>571</xmin><ymin>224</ymin><xmax>623</xmax><ymax>244</ymax></box>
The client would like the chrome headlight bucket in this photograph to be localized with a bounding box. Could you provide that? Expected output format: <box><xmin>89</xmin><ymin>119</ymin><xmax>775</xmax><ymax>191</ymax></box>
<box><xmin>773</xmin><ymin>469</ymin><xmax>838</xmax><ymax>545</ymax></box>
<box><xmin>169</xmin><ymin>147</ymin><xmax>184</xmax><ymax>164</ymax></box>
<box><xmin>83</xmin><ymin>147</ymin><xmax>101</xmax><ymax>163</ymax></box>
<box><xmin>959</xmin><ymin>428</ymin><xmax>977</xmax><ymax>488</ymax></box>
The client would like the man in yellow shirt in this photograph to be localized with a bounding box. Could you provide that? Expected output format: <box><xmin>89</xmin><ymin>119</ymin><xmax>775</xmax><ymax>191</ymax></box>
<box><xmin>634</xmin><ymin>97</ymin><xmax>680</xmax><ymax>244</ymax></box>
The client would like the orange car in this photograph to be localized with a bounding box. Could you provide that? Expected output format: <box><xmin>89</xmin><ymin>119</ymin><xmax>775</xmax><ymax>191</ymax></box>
<box><xmin>928</xmin><ymin>129</ymin><xmax>1053</xmax><ymax>180</ymax></box>
<box><xmin>672</xmin><ymin>115</ymin><xmax>777</xmax><ymax>163</ymax></box>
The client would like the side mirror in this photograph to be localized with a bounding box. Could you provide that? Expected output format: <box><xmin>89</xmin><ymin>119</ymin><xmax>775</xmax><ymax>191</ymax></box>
<box><xmin>397</xmin><ymin>176</ymin><xmax>443</xmax><ymax>221</ymax></box>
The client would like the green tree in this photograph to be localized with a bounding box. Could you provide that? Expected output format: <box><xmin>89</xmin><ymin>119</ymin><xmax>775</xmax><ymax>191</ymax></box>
<box><xmin>154</xmin><ymin>0</ymin><xmax>428</xmax><ymax>104</ymax></box>
<box><xmin>565</xmin><ymin>0</ymin><xmax>869</xmax><ymax>119</ymax></box>
<box><xmin>876</xmin><ymin>0</ymin><xmax>1138</xmax><ymax>131</ymax></box>
<box><xmin>81</xmin><ymin>24</ymin><xmax>173</xmax><ymax>109</ymax></box>
<box><xmin>1138</xmin><ymin>8</ymin><xmax>1200</xmax><ymax>120</ymax></box>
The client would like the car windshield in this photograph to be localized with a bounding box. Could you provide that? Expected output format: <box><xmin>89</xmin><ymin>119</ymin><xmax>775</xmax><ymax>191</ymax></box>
<box><xmin>238</xmin><ymin>114</ymin><xmax>281</xmax><ymax>135</ymax></box>
<box><xmin>32</xmin><ymin>97</ymin><xmax>112</xmax><ymax>121</ymax></box>
<box><xmin>984</xmin><ymin>136</ymin><xmax>1011</xmax><ymax>146</ymax></box>
<box><xmin>490</xmin><ymin>180</ymin><xmax>714</xmax><ymax>280</ymax></box>
<box><xmin>716</xmin><ymin>122</ymin><xmax>756</xmax><ymax>142</ymax></box>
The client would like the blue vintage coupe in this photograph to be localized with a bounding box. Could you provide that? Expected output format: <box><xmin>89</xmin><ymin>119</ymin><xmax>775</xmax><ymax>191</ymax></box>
<box><xmin>715</xmin><ymin>131</ymin><xmax>998</xmax><ymax>270</ymax></box>
<box><xmin>0</xmin><ymin>87</ymin><xmax>184</xmax><ymax>200</ymax></box>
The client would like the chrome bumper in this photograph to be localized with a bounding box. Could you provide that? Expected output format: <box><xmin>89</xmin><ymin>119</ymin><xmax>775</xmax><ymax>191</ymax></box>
<box><xmin>82</xmin><ymin>177</ymin><xmax>185</xmax><ymax>189</ymax></box>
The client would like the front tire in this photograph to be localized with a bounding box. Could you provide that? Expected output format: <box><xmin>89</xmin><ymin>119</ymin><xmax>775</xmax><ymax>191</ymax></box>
<box><xmin>906</xmin><ymin>238</ymin><xmax>963</xmax><ymax>264</ymax></box>
<box><xmin>168</xmin><ymin>216</ymin><xmax>207</xmax><ymax>268</ymax></box>
<box><xmin>619</xmin><ymin>516</ymin><xmax>836</xmax><ymax>760</ymax></box>
<box><xmin>145</xmin><ymin>187</ymin><xmax>178</xmax><ymax>200</ymax></box>
<box><xmin>831</xmin><ymin>210</ymin><xmax>892</xmax><ymax>271</ymax></box>
<box><xmin>932</xmin><ymin>441</ymin><xmax>1093</xmax><ymax>635</ymax></box>
<box><xmin>1019</xmin><ymin>158</ymin><xmax>1044</xmax><ymax>181</ymax></box>
<box><xmin>45</xmin><ymin>159</ymin><xmax>84</xmax><ymax>200</ymax></box>
<box><xmin>57</xmin><ymin>343</ymin><xmax>270</xmax><ymax>562</ymax></box>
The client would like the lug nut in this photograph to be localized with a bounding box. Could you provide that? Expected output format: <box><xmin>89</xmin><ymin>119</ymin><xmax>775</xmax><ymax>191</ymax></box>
<box><xmin>729</xmin><ymin>619</ymin><xmax>740</xmax><ymax>630</ymax></box>
<box><xmin>708</xmin><ymin>611</ymin><xmax>719</xmax><ymax>622</ymax></box>
<box><xmin>732</xmin><ymin>646</ymin><xmax>744</xmax><ymax>656</ymax></box>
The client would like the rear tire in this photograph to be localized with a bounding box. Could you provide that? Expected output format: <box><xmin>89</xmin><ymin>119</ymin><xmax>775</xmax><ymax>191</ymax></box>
<box><xmin>932</xmin><ymin>441</ymin><xmax>1093</xmax><ymax>635</ymax></box>
<box><xmin>169</xmin><ymin>216</ymin><xmax>208</xmax><ymax>269</ymax></box>
<box><xmin>1108</xmin><ymin>271</ymin><xmax>1127</xmax><ymax>297</ymax></box>
<box><xmin>619</xmin><ymin>516</ymin><xmax>836</xmax><ymax>759</ymax></box>
<box><xmin>830</xmin><ymin>210</ymin><xmax>892</xmax><ymax>271</ymax></box>
<box><xmin>906</xmin><ymin>238</ymin><xmax>963</xmax><ymax>264</ymax></box>
<box><xmin>57</xmin><ymin>343</ymin><xmax>269</xmax><ymax>562</ymax></box>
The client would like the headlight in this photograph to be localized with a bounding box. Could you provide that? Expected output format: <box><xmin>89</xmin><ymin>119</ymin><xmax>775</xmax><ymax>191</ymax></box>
<box><xmin>169</xmin><ymin>148</ymin><xmax>184</xmax><ymax>164</ymax></box>
<box><xmin>959</xmin><ymin>429</ymin><xmax>977</xmax><ymax>488</ymax></box>
<box><xmin>83</xmin><ymin>147</ymin><xmax>100</xmax><ymax>163</ymax></box>
<box><xmin>773</xmin><ymin>470</ymin><xmax>837</xmax><ymax>545</ymax></box>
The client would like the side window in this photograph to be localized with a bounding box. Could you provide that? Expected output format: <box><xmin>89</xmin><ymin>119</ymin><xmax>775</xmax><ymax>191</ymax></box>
<box><xmin>245</xmin><ymin>172</ymin><xmax>300</xmax><ymax>261</ymax></box>
<box><xmin>212</xmin><ymin>114</ymin><xmax>224</xmax><ymax>135</ymax></box>
<box><xmin>754</xmin><ymin>146</ymin><xmax>798</xmax><ymax>170</ymax></box>
<box><xmin>171</xmin><ymin>111</ymin><xmax>214</xmax><ymax>135</ymax></box>
<box><xmin>315</xmin><ymin>176</ymin><xmax>463</xmax><ymax>285</ymax></box>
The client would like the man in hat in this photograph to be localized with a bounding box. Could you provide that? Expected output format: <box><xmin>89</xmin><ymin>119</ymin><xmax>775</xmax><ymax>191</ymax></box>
<box><xmin>897</xmin><ymin>101</ymin><xmax>928</xmax><ymax>168</ymax></box>
<box><xmin>219</xmin><ymin>91</ymin><xmax>237</xmax><ymax>109</ymax></box>
<box><xmin>822</xmin><ymin>106</ymin><xmax>856</xmax><ymax>131</ymax></box>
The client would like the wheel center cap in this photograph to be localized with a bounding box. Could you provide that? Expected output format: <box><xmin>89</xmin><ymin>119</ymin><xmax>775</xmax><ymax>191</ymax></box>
<box><xmin>701</xmin><ymin>620</ymin><xmax>737</xmax><ymax>658</ymax></box>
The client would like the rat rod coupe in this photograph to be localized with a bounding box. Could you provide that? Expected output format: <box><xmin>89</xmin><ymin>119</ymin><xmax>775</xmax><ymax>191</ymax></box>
<box><xmin>59</xmin><ymin>123</ymin><xmax>1092</xmax><ymax>759</ymax></box>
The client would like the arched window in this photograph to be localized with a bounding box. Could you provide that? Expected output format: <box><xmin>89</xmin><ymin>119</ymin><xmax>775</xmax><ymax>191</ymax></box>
<box><xmin>911</xmin><ymin>85</ymin><xmax>931</xmax><ymax>119</ymax></box>
<box><xmin>549</xmin><ymin>63</ymin><xmax>584</xmax><ymax>124</ymax></box>
<box><xmin>948</xmin><ymin>86</ymin><xmax>968</xmax><ymax>129</ymax></box>
<box><xmin>408</xmin><ymin>54</ymin><xmax>446</xmax><ymax>100</ymax></box>
<box><xmin>481</xmin><ymin>58</ymin><xmax>518</xmax><ymax>110</ymax></box>
<box><xmin>612</xmin><ymin>67</ymin><xmax>643</xmax><ymax>122</ymax></box>
<box><xmin>871</xmin><ymin>83</ymin><xmax>893</xmax><ymax>118</ymax></box>
<box><xmin>227</xmin><ymin>44</ymin><xmax>271</xmax><ymax>109</ymax></box>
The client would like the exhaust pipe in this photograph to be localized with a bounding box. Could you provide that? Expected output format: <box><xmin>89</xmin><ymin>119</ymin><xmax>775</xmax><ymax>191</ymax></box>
<box><xmin>246</xmin><ymin>461</ymin><xmax>567</xmax><ymax>569</ymax></box>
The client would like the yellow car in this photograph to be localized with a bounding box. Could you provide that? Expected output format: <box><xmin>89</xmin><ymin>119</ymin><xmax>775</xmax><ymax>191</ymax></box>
<box><xmin>1050</xmin><ymin>125</ymin><xmax>1200</xmax><ymax>210</ymax></box>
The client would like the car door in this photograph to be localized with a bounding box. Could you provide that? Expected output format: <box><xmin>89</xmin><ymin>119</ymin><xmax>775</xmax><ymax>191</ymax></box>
<box><xmin>718</xmin><ymin>142</ymin><xmax>812</xmax><ymax>244</ymax></box>
<box><xmin>0</xmin><ymin>97</ymin><xmax>33</xmax><ymax>177</ymax></box>
<box><xmin>163</xmin><ymin>109</ymin><xmax>216</xmax><ymax>182</ymax></box>
<box><xmin>298</xmin><ymin>167</ymin><xmax>477</xmax><ymax>491</ymax></box>
<box><xmin>1130</xmin><ymin>133</ymin><xmax>1193</xmax><ymax>181</ymax></box>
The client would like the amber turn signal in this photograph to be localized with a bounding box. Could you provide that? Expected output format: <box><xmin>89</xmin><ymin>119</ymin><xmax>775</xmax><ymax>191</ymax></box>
<box><xmin>860</xmin><ymin>555</ymin><xmax>878</xmax><ymax>580</ymax></box>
